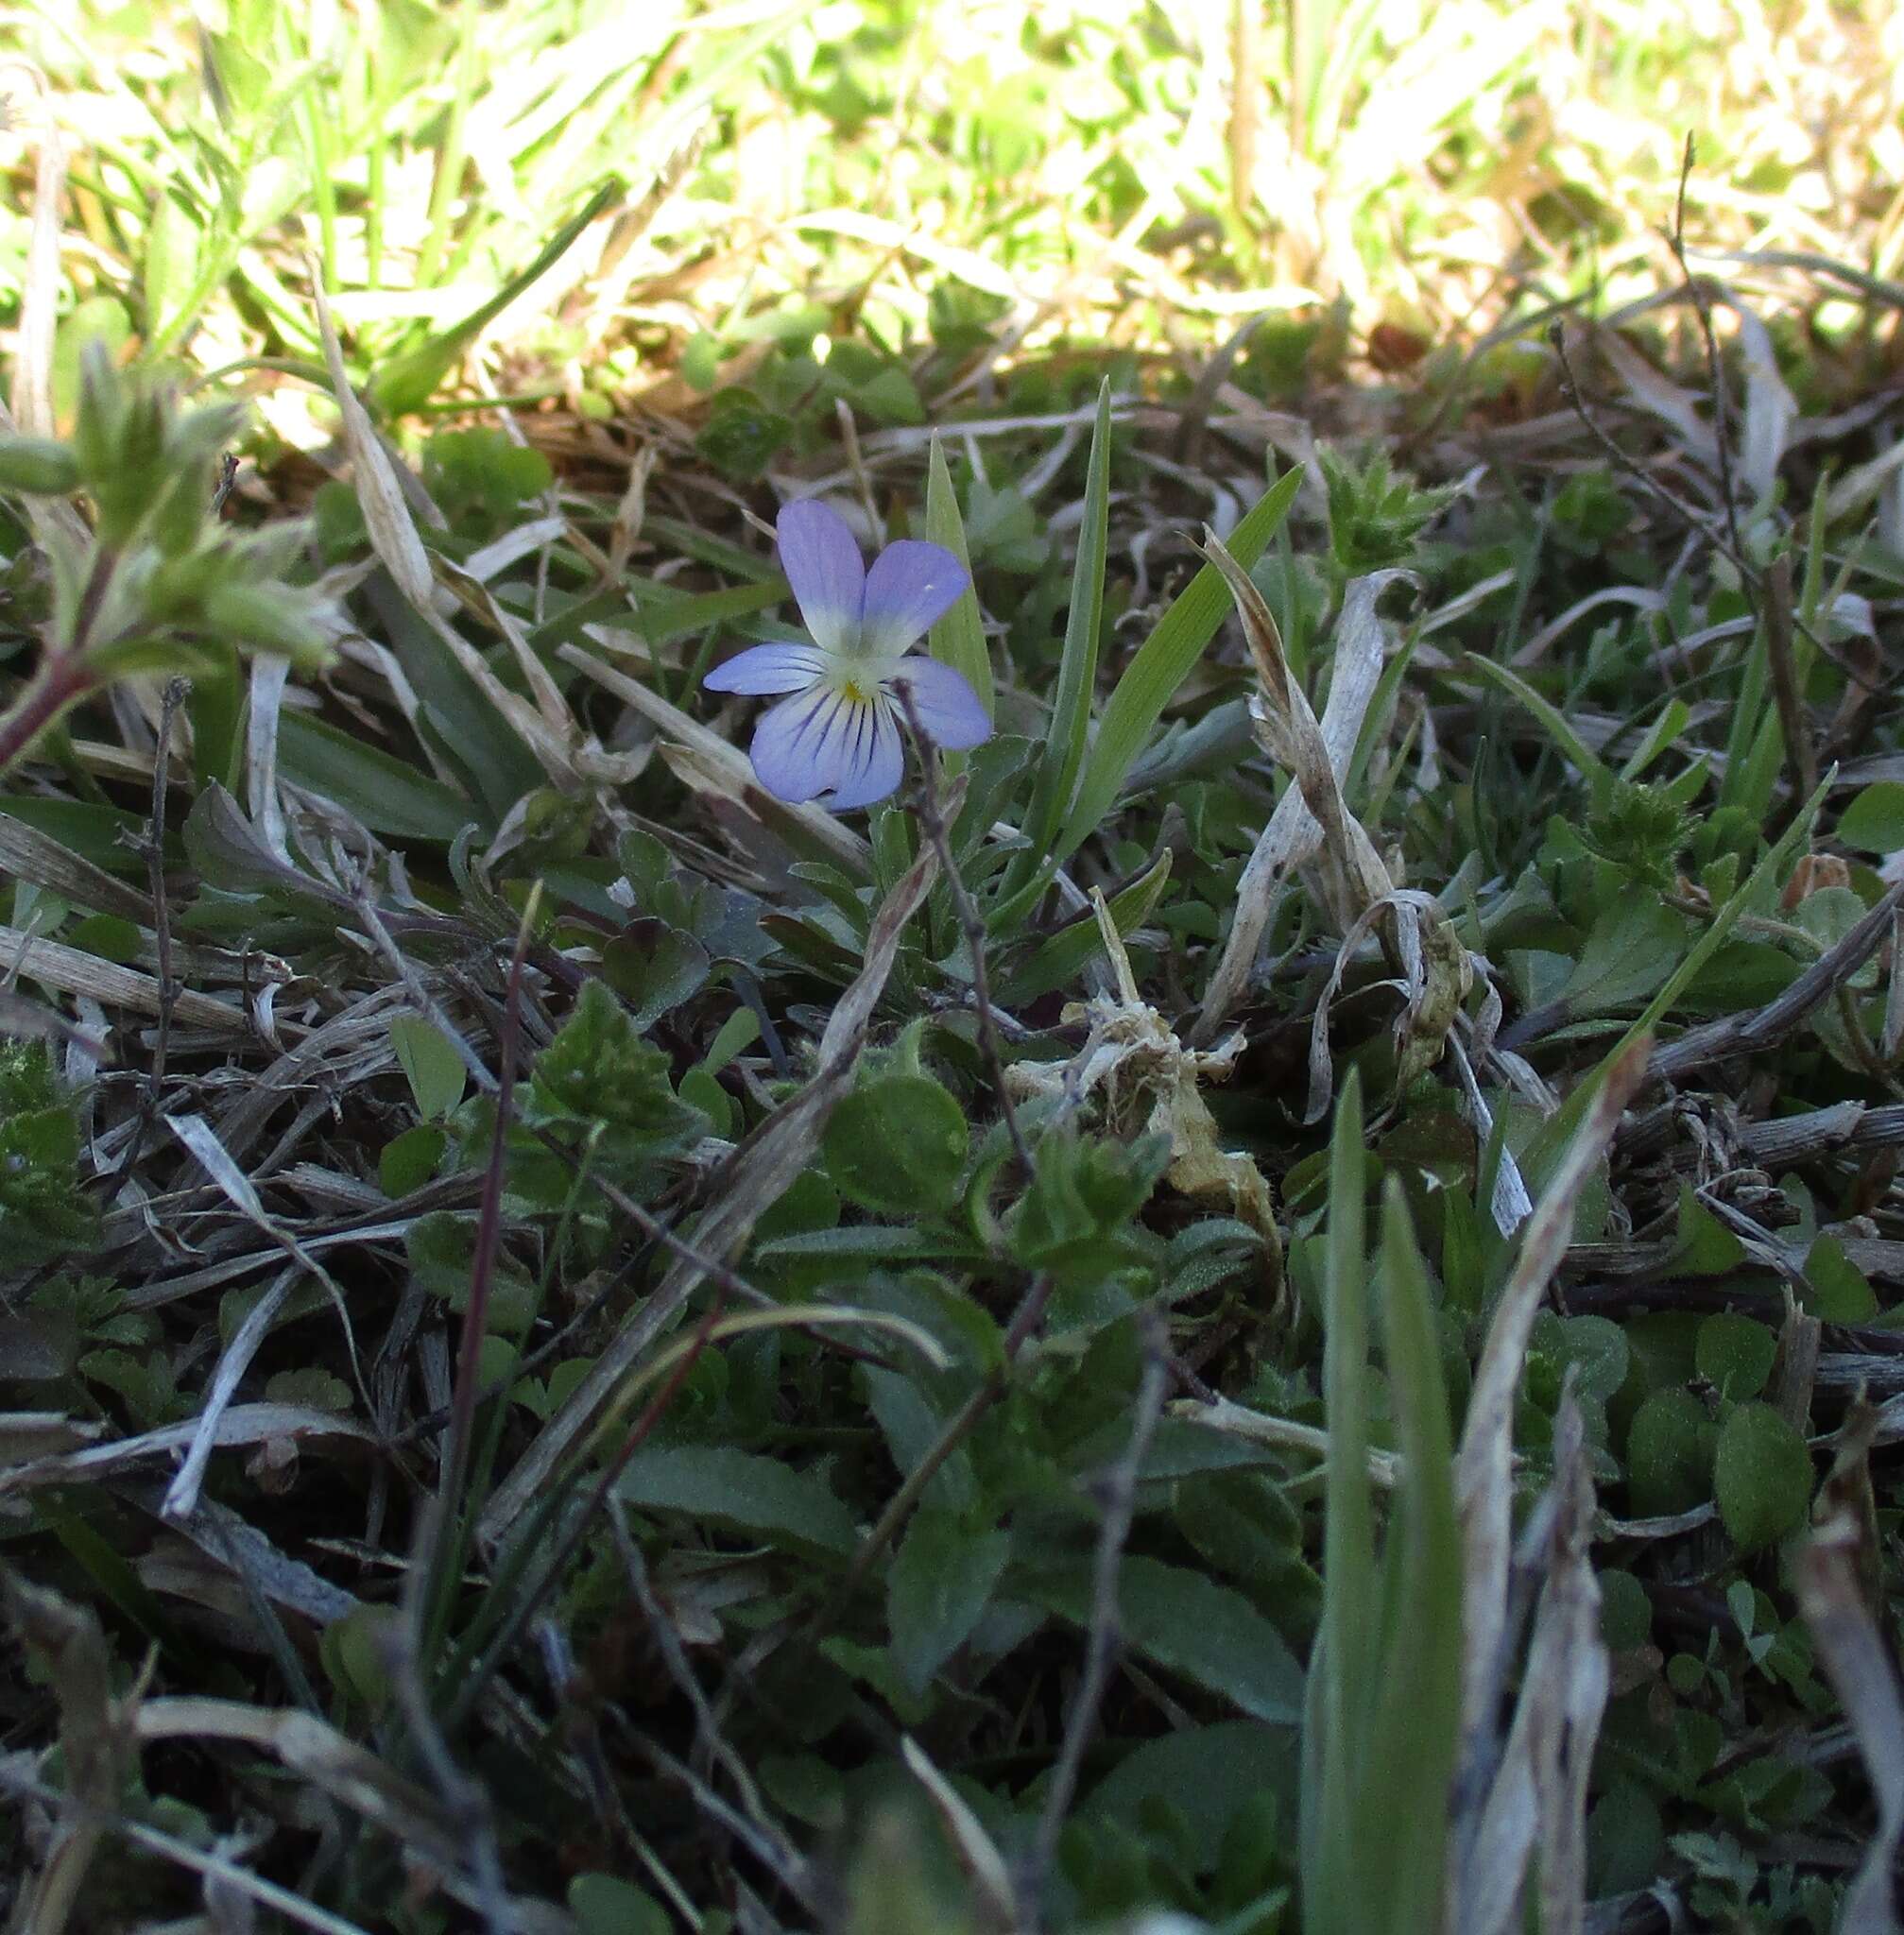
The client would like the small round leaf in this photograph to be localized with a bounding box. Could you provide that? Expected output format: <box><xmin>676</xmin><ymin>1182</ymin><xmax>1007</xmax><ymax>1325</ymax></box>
<box><xmin>1715</xmin><ymin>1402</ymin><xmax>1812</xmax><ymax>1552</ymax></box>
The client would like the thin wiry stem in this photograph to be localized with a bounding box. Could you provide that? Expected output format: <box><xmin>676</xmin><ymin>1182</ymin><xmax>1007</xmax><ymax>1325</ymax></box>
<box><xmin>891</xmin><ymin>677</ymin><xmax>1033</xmax><ymax>1178</ymax></box>
<box><xmin>1026</xmin><ymin>1307</ymin><xmax>1170</xmax><ymax>1918</ymax></box>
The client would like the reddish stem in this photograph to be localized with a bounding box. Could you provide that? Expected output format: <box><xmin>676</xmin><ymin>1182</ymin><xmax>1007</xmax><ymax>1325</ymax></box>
<box><xmin>0</xmin><ymin>653</ymin><xmax>93</xmax><ymax>777</ymax></box>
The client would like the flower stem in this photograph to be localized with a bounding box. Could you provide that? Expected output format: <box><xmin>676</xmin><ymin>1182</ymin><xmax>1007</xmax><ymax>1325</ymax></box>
<box><xmin>0</xmin><ymin>652</ymin><xmax>94</xmax><ymax>778</ymax></box>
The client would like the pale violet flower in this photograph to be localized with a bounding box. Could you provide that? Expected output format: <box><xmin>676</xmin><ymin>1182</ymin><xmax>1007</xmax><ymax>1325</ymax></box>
<box><xmin>703</xmin><ymin>498</ymin><xmax>990</xmax><ymax>811</ymax></box>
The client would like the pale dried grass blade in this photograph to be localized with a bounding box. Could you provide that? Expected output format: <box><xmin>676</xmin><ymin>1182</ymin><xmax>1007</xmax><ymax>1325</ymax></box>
<box><xmin>7</xmin><ymin>62</ymin><xmax>64</xmax><ymax>439</ymax></box>
<box><xmin>247</xmin><ymin>653</ymin><xmax>294</xmax><ymax>863</ymax></box>
<box><xmin>0</xmin><ymin>811</ymin><xmax>156</xmax><ymax>924</ymax></box>
<box><xmin>1194</xmin><ymin>567</ymin><xmax>1409</xmax><ymax>1042</ymax></box>
<box><xmin>2</xmin><ymin>923</ymin><xmax>240</xmax><ymax>1030</ymax></box>
<box><xmin>162</xmin><ymin>1269</ymin><xmax>296</xmax><ymax>1522</ymax></box>
<box><xmin>901</xmin><ymin>1735</ymin><xmax>1019</xmax><ymax>1927</ymax></box>
<box><xmin>0</xmin><ymin>1403</ymin><xmax>374</xmax><ymax>1497</ymax></box>
<box><xmin>1799</xmin><ymin>1507</ymin><xmax>1904</xmax><ymax>1935</ymax></box>
<box><xmin>1447</xmin><ymin>1392</ymin><xmax>1609</xmax><ymax>1935</ymax></box>
<box><xmin>311</xmin><ymin>274</ymin><xmax>435</xmax><ymax>609</ymax></box>
<box><xmin>1454</xmin><ymin>1035</ymin><xmax>1647</xmax><ymax>1749</ymax></box>
<box><xmin>1722</xmin><ymin>296</ymin><xmax>1799</xmax><ymax>503</ymax></box>
<box><xmin>1</xmin><ymin>1573</ymin><xmax>135</xmax><ymax>1935</ymax></box>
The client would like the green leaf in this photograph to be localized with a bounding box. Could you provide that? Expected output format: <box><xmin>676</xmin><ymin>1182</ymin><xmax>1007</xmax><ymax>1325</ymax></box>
<box><xmin>278</xmin><ymin>711</ymin><xmax>477</xmax><ymax>842</ymax></box>
<box><xmin>1837</xmin><ymin>782</ymin><xmax>1904</xmax><ymax>854</ymax></box>
<box><xmin>1626</xmin><ymin>1388</ymin><xmax>1712</xmax><ymax>1518</ymax></box>
<box><xmin>1009</xmin><ymin>1130</ymin><xmax>1167</xmax><ymax>1275</ymax></box>
<box><xmin>367</xmin><ymin>180</ymin><xmax>619</xmax><ymax>417</ymax></box>
<box><xmin>388</xmin><ymin>1015</ymin><xmax>468</xmax><ymax>1121</ymax></box>
<box><xmin>1025</xmin><ymin>1554</ymin><xmax>1304</xmax><ymax>1722</ymax></box>
<box><xmin>1464</xmin><ymin>654</ymin><xmax>1612</xmax><ymax>787</ymax></box>
<box><xmin>887</xmin><ymin>1508</ymin><xmax>1009</xmax><ymax>1695</ymax></box>
<box><xmin>601</xmin><ymin>919</ymin><xmax>712</xmax><ymax>1032</ymax></box>
<box><xmin>1560</xmin><ymin>896</ymin><xmax>1687</xmax><ymax>1014</ymax></box>
<box><xmin>1799</xmin><ymin>1234</ymin><xmax>1878</xmax><ymax>1322</ymax></box>
<box><xmin>924</xmin><ymin>435</ymin><xmax>992</xmax><ymax>737</ymax></box>
<box><xmin>1672</xmin><ymin>1186</ymin><xmax>1747</xmax><ymax>1276</ymax></box>
<box><xmin>1084</xmin><ymin>1720</ymin><xmax>1299</xmax><ymax>1875</ymax></box>
<box><xmin>616</xmin><ymin>1445</ymin><xmax>858</xmax><ymax>1563</ymax></box>
<box><xmin>143</xmin><ymin>188</ymin><xmax>201</xmax><ymax>341</ymax></box>
<box><xmin>1021</xmin><ymin>381</ymin><xmax>1112</xmax><ymax>861</ymax></box>
<box><xmin>567</xmin><ymin>1875</ymin><xmax>670</xmax><ymax>1935</ymax></box>
<box><xmin>1002</xmin><ymin>848</ymin><xmax>1173</xmax><ymax>1005</ymax></box>
<box><xmin>1360</xmin><ymin>1185</ymin><xmax>1462</xmax><ymax>1932</ymax></box>
<box><xmin>1304</xmin><ymin>1070</ymin><xmax>1376</xmax><ymax>1921</ymax></box>
<box><xmin>823</xmin><ymin>1074</ymin><xmax>969</xmax><ymax>1217</ymax></box>
<box><xmin>1695</xmin><ymin>1313</ymin><xmax>1776</xmax><ymax>1402</ymax></box>
<box><xmin>1714</xmin><ymin>1403</ymin><xmax>1811</xmax><ymax>1551</ymax></box>
<box><xmin>528</xmin><ymin>981</ymin><xmax>706</xmax><ymax>1154</ymax></box>
<box><xmin>1051</xmin><ymin>467</ymin><xmax>1301</xmax><ymax>870</ymax></box>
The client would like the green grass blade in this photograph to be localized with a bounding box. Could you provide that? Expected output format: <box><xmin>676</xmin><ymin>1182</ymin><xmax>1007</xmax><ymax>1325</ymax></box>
<box><xmin>1020</xmin><ymin>380</ymin><xmax>1112</xmax><ymax>859</ymax></box>
<box><xmin>999</xmin><ymin>848</ymin><xmax>1172</xmax><ymax>1005</ymax></box>
<box><xmin>1052</xmin><ymin>464</ymin><xmax>1302</xmax><ymax>870</ymax></box>
<box><xmin>924</xmin><ymin>433</ymin><xmax>992</xmax><ymax>779</ymax></box>
<box><xmin>367</xmin><ymin>180</ymin><xmax>619</xmax><ymax>417</ymax></box>
<box><xmin>1462</xmin><ymin>653</ymin><xmax>1610</xmax><ymax>790</ymax></box>
<box><xmin>1302</xmin><ymin>1068</ymin><xmax>1377</xmax><ymax>1934</ymax></box>
<box><xmin>1364</xmin><ymin>1182</ymin><xmax>1462</xmax><ymax>1934</ymax></box>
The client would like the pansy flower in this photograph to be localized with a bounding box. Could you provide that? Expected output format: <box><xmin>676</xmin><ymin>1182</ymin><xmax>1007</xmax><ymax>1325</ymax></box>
<box><xmin>703</xmin><ymin>499</ymin><xmax>990</xmax><ymax>811</ymax></box>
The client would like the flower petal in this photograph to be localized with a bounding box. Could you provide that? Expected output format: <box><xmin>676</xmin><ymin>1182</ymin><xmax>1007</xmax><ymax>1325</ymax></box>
<box><xmin>747</xmin><ymin>685</ymin><xmax>854</xmax><ymax>801</ymax></box>
<box><xmin>885</xmin><ymin>655</ymin><xmax>992</xmax><ymax>750</ymax></box>
<box><xmin>777</xmin><ymin>499</ymin><xmax>865</xmax><ymax>653</ymax></box>
<box><xmin>818</xmin><ymin>694</ymin><xmax>904</xmax><ymax>811</ymax></box>
<box><xmin>858</xmin><ymin>539</ymin><xmax>969</xmax><ymax>657</ymax></box>
<box><xmin>702</xmin><ymin>641</ymin><xmax>826</xmax><ymax>694</ymax></box>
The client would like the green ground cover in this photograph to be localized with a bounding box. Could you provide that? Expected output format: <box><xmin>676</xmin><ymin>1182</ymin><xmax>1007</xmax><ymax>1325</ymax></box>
<box><xmin>3</xmin><ymin>2</ymin><xmax>1904</xmax><ymax>1930</ymax></box>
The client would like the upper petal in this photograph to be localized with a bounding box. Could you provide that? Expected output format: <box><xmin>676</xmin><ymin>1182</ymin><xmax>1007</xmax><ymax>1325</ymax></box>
<box><xmin>884</xmin><ymin>655</ymin><xmax>992</xmax><ymax>751</ymax></box>
<box><xmin>858</xmin><ymin>539</ymin><xmax>969</xmax><ymax>658</ymax></box>
<box><xmin>702</xmin><ymin>640</ymin><xmax>827</xmax><ymax>694</ymax></box>
<box><xmin>747</xmin><ymin>683</ymin><xmax>866</xmax><ymax>803</ymax></box>
<box><xmin>777</xmin><ymin>499</ymin><xmax>866</xmax><ymax>654</ymax></box>
<box><xmin>818</xmin><ymin>694</ymin><xmax>904</xmax><ymax>811</ymax></box>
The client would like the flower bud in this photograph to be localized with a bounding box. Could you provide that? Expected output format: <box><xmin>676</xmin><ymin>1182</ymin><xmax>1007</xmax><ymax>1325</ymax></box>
<box><xmin>0</xmin><ymin>437</ymin><xmax>80</xmax><ymax>496</ymax></box>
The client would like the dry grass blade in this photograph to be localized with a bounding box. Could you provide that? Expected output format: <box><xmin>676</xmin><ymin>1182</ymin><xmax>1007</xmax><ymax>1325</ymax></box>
<box><xmin>1194</xmin><ymin>567</ymin><xmax>1411</xmax><ymax>1042</ymax></box>
<box><xmin>1170</xmin><ymin>1395</ymin><xmax>1402</xmax><ymax>1485</ymax></box>
<box><xmin>1454</xmin><ymin>1034</ymin><xmax>1648</xmax><ymax>1753</ymax></box>
<box><xmin>1</xmin><ymin>923</ymin><xmax>242</xmax><ymax>1030</ymax></box>
<box><xmin>4</xmin><ymin>60</ymin><xmax>63</xmax><ymax>441</ymax></box>
<box><xmin>0</xmin><ymin>811</ymin><xmax>156</xmax><ymax>923</ymax></box>
<box><xmin>0</xmin><ymin>1403</ymin><xmax>375</xmax><ymax>1498</ymax></box>
<box><xmin>1</xmin><ymin>1572</ymin><xmax>138</xmax><ymax>1935</ymax></box>
<box><xmin>1194</xmin><ymin>529</ymin><xmax>1394</xmax><ymax>930</ymax></box>
<box><xmin>1649</xmin><ymin>874</ymin><xmax>1904</xmax><ymax>1080</ymax></box>
<box><xmin>1447</xmin><ymin>1391</ymin><xmax>1610</xmax><ymax>1935</ymax></box>
<box><xmin>478</xmin><ymin>824</ymin><xmax>949</xmax><ymax>1543</ymax></box>
<box><xmin>900</xmin><ymin>1734</ymin><xmax>1019</xmax><ymax>1929</ymax></box>
<box><xmin>311</xmin><ymin>273</ymin><xmax>434</xmax><ymax>610</ymax></box>
<box><xmin>161</xmin><ymin>1268</ymin><xmax>296</xmax><ymax>1522</ymax></box>
<box><xmin>1799</xmin><ymin>1470</ymin><xmax>1904</xmax><ymax>1934</ymax></box>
